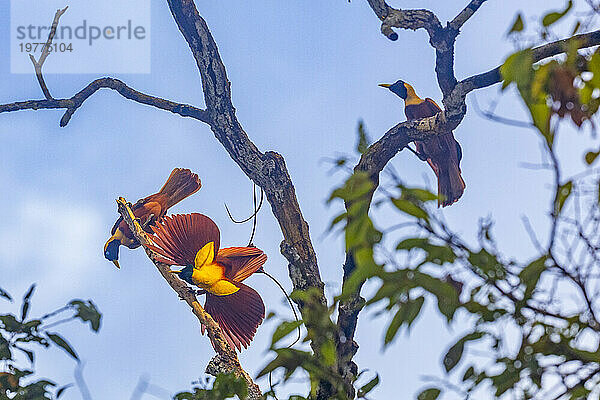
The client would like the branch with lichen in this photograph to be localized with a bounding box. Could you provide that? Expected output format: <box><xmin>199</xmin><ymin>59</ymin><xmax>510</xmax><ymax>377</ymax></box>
<box><xmin>115</xmin><ymin>197</ymin><xmax>261</xmax><ymax>400</ymax></box>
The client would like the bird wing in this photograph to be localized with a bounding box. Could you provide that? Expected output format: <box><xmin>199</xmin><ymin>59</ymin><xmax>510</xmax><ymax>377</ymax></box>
<box><xmin>216</xmin><ymin>247</ymin><xmax>267</xmax><ymax>282</ymax></box>
<box><xmin>405</xmin><ymin>98</ymin><xmax>441</xmax><ymax>120</ymax></box>
<box><xmin>146</xmin><ymin>213</ymin><xmax>221</xmax><ymax>266</ymax></box>
<box><xmin>203</xmin><ymin>282</ymin><xmax>265</xmax><ymax>351</ymax></box>
<box><xmin>424</xmin><ymin>98</ymin><xmax>442</xmax><ymax>114</ymax></box>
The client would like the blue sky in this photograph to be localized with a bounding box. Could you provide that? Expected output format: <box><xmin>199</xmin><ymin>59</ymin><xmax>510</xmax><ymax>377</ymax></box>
<box><xmin>0</xmin><ymin>0</ymin><xmax>589</xmax><ymax>399</ymax></box>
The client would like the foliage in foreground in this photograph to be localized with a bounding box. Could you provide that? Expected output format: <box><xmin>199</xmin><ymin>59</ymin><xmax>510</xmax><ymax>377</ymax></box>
<box><xmin>0</xmin><ymin>285</ymin><xmax>101</xmax><ymax>400</ymax></box>
<box><xmin>252</xmin><ymin>3</ymin><xmax>600</xmax><ymax>400</ymax></box>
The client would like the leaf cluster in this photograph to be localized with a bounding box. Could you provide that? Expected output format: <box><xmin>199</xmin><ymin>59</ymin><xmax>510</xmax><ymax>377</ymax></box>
<box><xmin>0</xmin><ymin>285</ymin><xmax>101</xmax><ymax>400</ymax></box>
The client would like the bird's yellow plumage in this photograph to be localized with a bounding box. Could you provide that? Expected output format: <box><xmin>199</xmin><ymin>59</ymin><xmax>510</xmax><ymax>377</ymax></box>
<box><xmin>402</xmin><ymin>82</ymin><xmax>423</xmax><ymax>105</ymax></box>
<box><xmin>189</xmin><ymin>242</ymin><xmax>240</xmax><ymax>296</ymax></box>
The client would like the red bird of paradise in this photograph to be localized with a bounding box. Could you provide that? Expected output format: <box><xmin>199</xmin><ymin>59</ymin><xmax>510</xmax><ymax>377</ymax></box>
<box><xmin>379</xmin><ymin>80</ymin><xmax>466</xmax><ymax>207</ymax></box>
<box><xmin>104</xmin><ymin>168</ymin><xmax>201</xmax><ymax>268</ymax></box>
<box><xmin>146</xmin><ymin>213</ymin><xmax>266</xmax><ymax>351</ymax></box>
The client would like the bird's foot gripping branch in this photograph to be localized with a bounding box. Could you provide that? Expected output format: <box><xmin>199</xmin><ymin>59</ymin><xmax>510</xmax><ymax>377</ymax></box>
<box><xmin>115</xmin><ymin>198</ymin><xmax>262</xmax><ymax>400</ymax></box>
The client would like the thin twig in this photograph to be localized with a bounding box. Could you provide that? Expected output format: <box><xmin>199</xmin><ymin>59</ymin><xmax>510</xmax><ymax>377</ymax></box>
<box><xmin>0</xmin><ymin>77</ymin><xmax>210</xmax><ymax>127</ymax></box>
<box><xmin>28</xmin><ymin>6</ymin><xmax>68</xmax><ymax>100</ymax></box>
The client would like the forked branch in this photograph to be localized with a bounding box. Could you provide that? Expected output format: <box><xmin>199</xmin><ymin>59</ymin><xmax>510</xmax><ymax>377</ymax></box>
<box><xmin>28</xmin><ymin>6</ymin><xmax>68</xmax><ymax>100</ymax></box>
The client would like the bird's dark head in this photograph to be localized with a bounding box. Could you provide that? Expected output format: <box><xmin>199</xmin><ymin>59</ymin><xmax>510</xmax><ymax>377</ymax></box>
<box><xmin>103</xmin><ymin>238</ymin><xmax>121</xmax><ymax>269</ymax></box>
<box><xmin>379</xmin><ymin>80</ymin><xmax>408</xmax><ymax>99</ymax></box>
<box><xmin>177</xmin><ymin>266</ymin><xmax>194</xmax><ymax>285</ymax></box>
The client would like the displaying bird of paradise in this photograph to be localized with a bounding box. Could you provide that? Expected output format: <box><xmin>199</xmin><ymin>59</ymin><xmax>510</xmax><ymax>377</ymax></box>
<box><xmin>146</xmin><ymin>213</ymin><xmax>266</xmax><ymax>351</ymax></box>
<box><xmin>379</xmin><ymin>80</ymin><xmax>466</xmax><ymax>207</ymax></box>
<box><xmin>104</xmin><ymin>168</ymin><xmax>201</xmax><ymax>268</ymax></box>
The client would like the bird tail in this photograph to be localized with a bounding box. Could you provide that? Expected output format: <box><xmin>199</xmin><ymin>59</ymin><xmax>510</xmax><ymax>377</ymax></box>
<box><xmin>155</xmin><ymin>168</ymin><xmax>202</xmax><ymax>210</ymax></box>
<box><xmin>203</xmin><ymin>283</ymin><xmax>265</xmax><ymax>351</ymax></box>
<box><xmin>438</xmin><ymin>162</ymin><xmax>466</xmax><ymax>207</ymax></box>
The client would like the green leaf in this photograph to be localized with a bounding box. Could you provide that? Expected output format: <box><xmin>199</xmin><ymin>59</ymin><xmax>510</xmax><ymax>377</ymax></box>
<box><xmin>384</xmin><ymin>296</ymin><xmax>425</xmax><ymax>345</ymax></box>
<box><xmin>417</xmin><ymin>387</ymin><xmax>441</xmax><ymax>400</ymax></box>
<box><xmin>443</xmin><ymin>341</ymin><xmax>464</xmax><ymax>373</ymax></box>
<box><xmin>320</xmin><ymin>339</ymin><xmax>336</xmax><ymax>367</ymax></box>
<box><xmin>402</xmin><ymin>187</ymin><xmax>438</xmax><ymax>203</ymax></box>
<box><xmin>585</xmin><ymin>150</ymin><xmax>599</xmax><ymax>165</ymax></box>
<box><xmin>443</xmin><ymin>332</ymin><xmax>484</xmax><ymax>372</ymax></box>
<box><xmin>329</xmin><ymin>212</ymin><xmax>347</xmax><ymax>231</ymax></box>
<box><xmin>396</xmin><ymin>238</ymin><xmax>429</xmax><ymax>250</ymax></box>
<box><xmin>491</xmin><ymin>365</ymin><xmax>520</xmax><ymax>396</ymax></box>
<box><xmin>468</xmin><ymin>248</ymin><xmax>505</xmax><ymax>280</ymax></box>
<box><xmin>413</xmin><ymin>272</ymin><xmax>460</xmax><ymax>321</ymax></box>
<box><xmin>391</xmin><ymin>198</ymin><xmax>429</xmax><ymax>221</ymax></box>
<box><xmin>340</xmin><ymin>247</ymin><xmax>382</xmax><ymax>298</ymax></box>
<box><xmin>257</xmin><ymin>348</ymin><xmax>311</xmax><ymax>380</ymax></box>
<box><xmin>0</xmin><ymin>314</ymin><xmax>23</xmax><ymax>332</ymax></box>
<box><xmin>356</xmin><ymin>120</ymin><xmax>371</xmax><ymax>154</ymax></box>
<box><xmin>519</xmin><ymin>256</ymin><xmax>546</xmax><ymax>299</ymax></box>
<box><xmin>271</xmin><ymin>320</ymin><xmax>303</xmax><ymax>347</ymax></box>
<box><xmin>0</xmin><ymin>333</ymin><xmax>12</xmax><ymax>360</ymax></box>
<box><xmin>21</xmin><ymin>284</ymin><xmax>36</xmax><ymax>321</ymax></box>
<box><xmin>69</xmin><ymin>300</ymin><xmax>102</xmax><ymax>332</ymax></box>
<box><xmin>542</xmin><ymin>0</ymin><xmax>572</xmax><ymax>27</ymax></box>
<box><xmin>508</xmin><ymin>14</ymin><xmax>524</xmax><ymax>34</ymax></box>
<box><xmin>357</xmin><ymin>374</ymin><xmax>379</xmax><ymax>398</ymax></box>
<box><xmin>500</xmin><ymin>49</ymin><xmax>533</xmax><ymax>91</ymax></box>
<box><xmin>556</xmin><ymin>180</ymin><xmax>573</xmax><ymax>214</ymax></box>
<box><xmin>0</xmin><ymin>288</ymin><xmax>12</xmax><ymax>302</ymax></box>
<box><xmin>56</xmin><ymin>384</ymin><xmax>73</xmax><ymax>399</ymax></box>
<box><xmin>47</xmin><ymin>333</ymin><xmax>78</xmax><ymax>360</ymax></box>
<box><xmin>174</xmin><ymin>374</ymin><xmax>248</xmax><ymax>400</ymax></box>
<box><xmin>462</xmin><ymin>366</ymin><xmax>475</xmax><ymax>381</ymax></box>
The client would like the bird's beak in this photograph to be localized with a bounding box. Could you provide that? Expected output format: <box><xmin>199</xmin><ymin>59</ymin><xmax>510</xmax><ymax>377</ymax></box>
<box><xmin>112</xmin><ymin>260</ymin><xmax>121</xmax><ymax>269</ymax></box>
<box><xmin>378</xmin><ymin>83</ymin><xmax>391</xmax><ymax>88</ymax></box>
<box><xmin>170</xmin><ymin>269</ymin><xmax>181</xmax><ymax>274</ymax></box>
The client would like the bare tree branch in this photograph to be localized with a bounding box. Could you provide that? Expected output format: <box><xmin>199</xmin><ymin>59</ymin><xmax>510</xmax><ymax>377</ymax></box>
<box><xmin>449</xmin><ymin>0</ymin><xmax>489</xmax><ymax>31</ymax></box>
<box><xmin>28</xmin><ymin>6</ymin><xmax>68</xmax><ymax>100</ymax></box>
<box><xmin>116</xmin><ymin>197</ymin><xmax>262</xmax><ymax>400</ymax></box>
<box><xmin>164</xmin><ymin>0</ymin><xmax>326</xmax><ymax>304</ymax></box>
<box><xmin>0</xmin><ymin>77</ymin><xmax>211</xmax><ymax>126</ymax></box>
<box><xmin>366</xmin><ymin>0</ymin><xmax>489</xmax><ymax>97</ymax></box>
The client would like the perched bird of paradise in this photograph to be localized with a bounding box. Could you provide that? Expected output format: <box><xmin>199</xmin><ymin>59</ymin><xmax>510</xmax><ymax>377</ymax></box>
<box><xmin>379</xmin><ymin>80</ymin><xmax>466</xmax><ymax>207</ymax></box>
<box><xmin>146</xmin><ymin>213</ymin><xmax>266</xmax><ymax>351</ymax></box>
<box><xmin>104</xmin><ymin>168</ymin><xmax>201</xmax><ymax>268</ymax></box>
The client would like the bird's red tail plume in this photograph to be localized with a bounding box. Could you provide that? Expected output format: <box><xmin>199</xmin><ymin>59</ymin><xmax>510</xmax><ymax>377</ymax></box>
<box><xmin>438</xmin><ymin>162</ymin><xmax>466</xmax><ymax>207</ymax></box>
<box><xmin>156</xmin><ymin>168</ymin><xmax>202</xmax><ymax>210</ymax></box>
<box><xmin>203</xmin><ymin>283</ymin><xmax>265</xmax><ymax>351</ymax></box>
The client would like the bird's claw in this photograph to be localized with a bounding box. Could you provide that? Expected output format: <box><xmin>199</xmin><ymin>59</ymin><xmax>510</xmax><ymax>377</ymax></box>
<box><xmin>178</xmin><ymin>287</ymin><xmax>206</xmax><ymax>300</ymax></box>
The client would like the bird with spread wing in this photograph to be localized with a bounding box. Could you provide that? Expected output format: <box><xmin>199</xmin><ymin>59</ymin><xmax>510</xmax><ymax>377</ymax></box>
<box><xmin>104</xmin><ymin>168</ymin><xmax>201</xmax><ymax>268</ymax></box>
<box><xmin>146</xmin><ymin>213</ymin><xmax>266</xmax><ymax>351</ymax></box>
